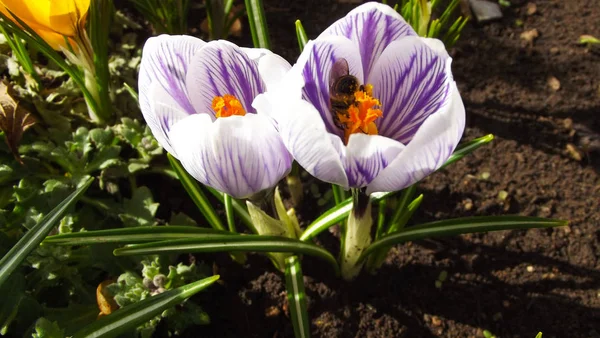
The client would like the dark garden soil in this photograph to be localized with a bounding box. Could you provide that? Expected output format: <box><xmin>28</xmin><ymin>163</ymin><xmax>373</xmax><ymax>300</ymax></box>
<box><xmin>172</xmin><ymin>0</ymin><xmax>600</xmax><ymax>337</ymax></box>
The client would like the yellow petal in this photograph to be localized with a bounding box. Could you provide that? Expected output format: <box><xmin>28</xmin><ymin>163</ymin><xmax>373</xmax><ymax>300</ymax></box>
<box><xmin>48</xmin><ymin>0</ymin><xmax>90</xmax><ymax>35</ymax></box>
<box><xmin>0</xmin><ymin>0</ymin><xmax>90</xmax><ymax>36</ymax></box>
<box><xmin>33</xmin><ymin>25</ymin><xmax>77</xmax><ymax>50</ymax></box>
<box><xmin>0</xmin><ymin>0</ymin><xmax>52</xmax><ymax>30</ymax></box>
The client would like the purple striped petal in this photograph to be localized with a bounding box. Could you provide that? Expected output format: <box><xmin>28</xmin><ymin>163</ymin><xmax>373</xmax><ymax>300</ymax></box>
<box><xmin>138</xmin><ymin>35</ymin><xmax>205</xmax><ymax>118</ymax></box>
<box><xmin>254</xmin><ymin>89</ymin><xmax>349</xmax><ymax>188</ymax></box>
<box><xmin>366</xmin><ymin>82</ymin><xmax>465</xmax><ymax>194</ymax></box>
<box><xmin>371</xmin><ymin>36</ymin><xmax>452</xmax><ymax>144</ymax></box>
<box><xmin>296</xmin><ymin>37</ymin><xmax>363</xmax><ymax>137</ymax></box>
<box><xmin>147</xmin><ymin>84</ymin><xmax>193</xmax><ymax>156</ymax></box>
<box><xmin>341</xmin><ymin>133</ymin><xmax>405</xmax><ymax>188</ymax></box>
<box><xmin>168</xmin><ymin>113</ymin><xmax>293</xmax><ymax>199</ymax></box>
<box><xmin>320</xmin><ymin>2</ymin><xmax>417</xmax><ymax>81</ymax></box>
<box><xmin>186</xmin><ymin>40</ymin><xmax>265</xmax><ymax>118</ymax></box>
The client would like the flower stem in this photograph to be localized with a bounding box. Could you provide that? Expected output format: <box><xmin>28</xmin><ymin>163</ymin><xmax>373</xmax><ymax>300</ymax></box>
<box><xmin>340</xmin><ymin>188</ymin><xmax>372</xmax><ymax>280</ymax></box>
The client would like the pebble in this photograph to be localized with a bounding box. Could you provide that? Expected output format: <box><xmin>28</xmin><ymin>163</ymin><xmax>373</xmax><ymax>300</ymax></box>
<box><xmin>526</xmin><ymin>265</ymin><xmax>535</xmax><ymax>272</ymax></box>
<box><xmin>469</xmin><ymin>0</ymin><xmax>503</xmax><ymax>22</ymax></box>
<box><xmin>520</xmin><ymin>29</ymin><xmax>540</xmax><ymax>44</ymax></box>
<box><xmin>526</xmin><ymin>2</ymin><xmax>537</xmax><ymax>15</ymax></box>
<box><xmin>547</xmin><ymin>76</ymin><xmax>561</xmax><ymax>91</ymax></box>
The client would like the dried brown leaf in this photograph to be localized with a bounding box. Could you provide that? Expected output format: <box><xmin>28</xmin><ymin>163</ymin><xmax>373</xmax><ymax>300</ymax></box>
<box><xmin>0</xmin><ymin>81</ymin><xmax>35</xmax><ymax>164</ymax></box>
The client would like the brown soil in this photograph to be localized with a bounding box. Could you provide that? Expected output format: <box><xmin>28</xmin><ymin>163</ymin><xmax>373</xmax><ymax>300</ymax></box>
<box><xmin>183</xmin><ymin>0</ymin><xmax>600</xmax><ymax>337</ymax></box>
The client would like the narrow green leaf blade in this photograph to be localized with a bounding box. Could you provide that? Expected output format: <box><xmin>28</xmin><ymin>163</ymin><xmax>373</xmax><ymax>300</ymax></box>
<box><xmin>205</xmin><ymin>186</ymin><xmax>255</xmax><ymax>232</ymax></box>
<box><xmin>45</xmin><ymin>226</ymin><xmax>233</xmax><ymax>245</ymax></box>
<box><xmin>114</xmin><ymin>235</ymin><xmax>340</xmax><ymax>275</ymax></box>
<box><xmin>359</xmin><ymin>216</ymin><xmax>568</xmax><ymax>263</ymax></box>
<box><xmin>300</xmin><ymin>198</ymin><xmax>352</xmax><ymax>241</ymax></box>
<box><xmin>0</xmin><ymin>177</ymin><xmax>94</xmax><ymax>288</ymax></box>
<box><xmin>299</xmin><ymin>191</ymin><xmax>393</xmax><ymax>241</ymax></box>
<box><xmin>168</xmin><ymin>154</ymin><xmax>226</xmax><ymax>231</ymax></box>
<box><xmin>72</xmin><ymin>275</ymin><xmax>220</xmax><ymax>338</ymax></box>
<box><xmin>244</xmin><ymin>0</ymin><xmax>270</xmax><ymax>49</ymax></box>
<box><xmin>285</xmin><ymin>256</ymin><xmax>310</xmax><ymax>338</ymax></box>
<box><xmin>440</xmin><ymin>134</ymin><xmax>494</xmax><ymax>170</ymax></box>
<box><xmin>295</xmin><ymin>20</ymin><xmax>308</xmax><ymax>52</ymax></box>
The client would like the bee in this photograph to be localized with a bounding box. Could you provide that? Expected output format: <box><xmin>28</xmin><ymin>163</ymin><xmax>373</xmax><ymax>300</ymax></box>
<box><xmin>329</xmin><ymin>58</ymin><xmax>363</xmax><ymax>130</ymax></box>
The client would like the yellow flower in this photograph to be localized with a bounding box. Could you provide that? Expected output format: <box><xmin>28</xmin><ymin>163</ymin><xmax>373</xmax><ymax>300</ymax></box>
<box><xmin>0</xmin><ymin>0</ymin><xmax>90</xmax><ymax>50</ymax></box>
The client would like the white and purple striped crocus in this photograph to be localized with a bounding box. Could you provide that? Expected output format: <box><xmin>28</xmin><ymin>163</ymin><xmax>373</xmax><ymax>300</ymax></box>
<box><xmin>138</xmin><ymin>35</ymin><xmax>293</xmax><ymax>199</ymax></box>
<box><xmin>256</xmin><ymin>2</ymin><xmax>466</xmax><ymax>195</ymax></box>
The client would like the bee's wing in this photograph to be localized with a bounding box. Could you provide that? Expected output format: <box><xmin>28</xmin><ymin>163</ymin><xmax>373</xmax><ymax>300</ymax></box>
<box><xmin>329</xmin><ymin>58</ymin><xmax>350</xmax><ymax>93</ymax></box>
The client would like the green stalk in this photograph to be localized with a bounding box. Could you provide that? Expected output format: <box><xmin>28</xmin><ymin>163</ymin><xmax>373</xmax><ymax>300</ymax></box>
<box><xmin>340</xmin><ymin>188</ymin><xmax>372</xmax><ymax>280</ymax></box>
<box><xmin>245</xmin><ymin>0</ymin><xmax>270</xmax><ymax>49</ymax></box>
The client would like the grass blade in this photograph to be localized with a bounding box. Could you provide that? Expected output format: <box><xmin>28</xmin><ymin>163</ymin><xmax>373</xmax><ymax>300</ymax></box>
<box><xmin>204</xmin><ymin>186</ymin><xmax>255</xmax><ymax>232</ymax></box>
<box><xmin>168</xmin><ymin>154</ymin><xmax>226</xmax><ymax>231</ymax></box>
<box><xmin>285</xmin><ymin>256</ymin><xmax>310</xmax><ymax>338</ymax></box>
<box><xmin>72</xmin><ymin>275</ymin><xmax>219</xmax><ymax>338</ymax></box>
<box><xmin>295</xmin><ymin>20</ymin><xmax>308</xmax><ymax>52</ymax></box>
<box><xmin>358</xmin><ymin>216</ymin><xmax>568</xmax><ymax>263</ymax></box>
<box><xmin>44</xmin><ymin>226</ymin><xmax>233</xmax><ymax>245</ymax></box>
<box><xmin>0</xmin><ymin>177</ymin><xmax>94</xmax><ymax>288</ymax></box>
<box><xmin>299</xmin><ymin>191</ymin><xmax>394</xmax><ymax>241</ymax></box>
<box><xmin>244</xmin><ymin>0</ymin><xmax>270</xmax><ymax>49</ymax></box>
<box><xmin>440</xmin><ymin>134</ymin><xmax>494</xmax><ymax>170</ymax></box>
<box><xmin>114</xmin><ymin>235</ymin><xmax>340</xmax><ymax>275</ymax></box>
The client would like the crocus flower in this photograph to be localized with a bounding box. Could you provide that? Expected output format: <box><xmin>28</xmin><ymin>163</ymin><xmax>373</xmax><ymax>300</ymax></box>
<box><xmin>0</xmin><ymin>0</ymin><xmax>90</xmax><ymax>50</ymax></box>
<box><xmin>138</xmin><ymin>35</ymin><xmax>293</xmax><ymax>199</ymax></box>
<box><xmin>256</xmin><ymin>2</ymin><xmax>465</xmax><ymax>196</ymax></box>
<box><xmin>254</xmin><ymin>2</ymin><xmax>466</xmax><ymax>280</ymax></box>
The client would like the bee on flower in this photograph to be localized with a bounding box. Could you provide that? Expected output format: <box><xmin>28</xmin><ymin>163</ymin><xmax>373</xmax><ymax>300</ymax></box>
<box><xmin>255</xmin><ymin>2</ymin><xmax>466</xmax><ymax>279</ymax></box>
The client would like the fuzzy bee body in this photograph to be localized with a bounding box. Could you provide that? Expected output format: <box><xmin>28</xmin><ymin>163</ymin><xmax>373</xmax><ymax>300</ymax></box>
<box><xmin>329</xmin><ymin>58</ymin><xmax>362</xmax><ymax>130</ymax></box>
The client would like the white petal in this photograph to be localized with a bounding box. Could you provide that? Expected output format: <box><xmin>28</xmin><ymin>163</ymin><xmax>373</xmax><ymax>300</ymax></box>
<box><xmin>343</xmin><ymin>133</ymin><xmax>405</xmax><ymax>188</ymax></box>
<box><xmin>319</xmin><ymin>2</ymin><xmax>417</xmax><ymax>79</ymax></box>
<box><xmin>186</xmin><ymin>40</ymin><xmax>264</xmax><ymax>118</ymax></box>
<box><xmin>257</xmin><ymin>53</ymin><xmax>292</xmax><ymax>91</ymax></box>
<box><xmin>257</xmin><ymin>93</ymin><xmax>349</xmax><ymax>188</ymax></box>
<box><xmin>370</xmin><ymin>36</ymin><xmax>452</xmax><ymax>144</ymax></box>
<box><xmin>138</xmin><ymin>35</ymin><xmax>205</xmax><ymax>117</ymax></box>
<box><xmin>366</xmin><ymin>82</ymin><xmax>466</xmax><ymax>194</ymax></box>
<box><xmin>169</xmin><ymin>113</ymin><xmax>293</xmax><ymax>199</ymax></box>
<box><xmin>146</xmin><ymin>83</ymin><xmax>192</xmax><ymax>156</ymax></box>
<box><xmin>294</xmin><ymin>37</ymin><xmax>363</xmax><ymax>136</ymax></box>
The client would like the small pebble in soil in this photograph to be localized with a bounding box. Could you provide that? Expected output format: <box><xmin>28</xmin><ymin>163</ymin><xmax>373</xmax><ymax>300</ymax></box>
<box><xmin>566</xmin><ymin>143</ymin><xmax>583</xmax><ymax>161</ymax></box>
<box><xmin>265</xmin><ymin>306</ymin><xmax>281</xmax><ymax>318</ymax></box>
<box><xmin>526</xmin><ymin>265</ymin><xmax>535</xmax><ymax>272</ymax></box>
<box><xmin>431</xmin><ymin>316</ymin><xmax>442</xmax><ymax>327</ymax></box>
<box><xmin>547</xmin><ymin>76</ymin><xmax>561</xmax><ymax>91</ymax></box>
<box><xmin>526</xmin><ymin>2</ymin><xmax>537</xmax><ymax>15</ymax></box>
<box><xmin>463</xmin><ymin>198</ymin><xmax>474</xmax><ymax>211</ymax></box>
<box><xmin>520</xmin><ymin>29</ymin><xmax>539</xmax><ymax>45</ymax></box>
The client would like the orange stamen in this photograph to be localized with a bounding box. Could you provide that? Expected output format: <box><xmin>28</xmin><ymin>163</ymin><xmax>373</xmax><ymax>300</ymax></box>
<box><xmin>212</xmin><ymin>94</ymin><xmax>247</xmax><ymax>118</ymax></box>
<box><xmin>336</xmin><ymin>84</ymin><xmax>383</xmax><ymax>143</ymax></box>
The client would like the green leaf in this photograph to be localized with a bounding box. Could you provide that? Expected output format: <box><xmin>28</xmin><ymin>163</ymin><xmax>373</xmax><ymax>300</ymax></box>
<box><xmin>118</xmin><ymin>186</ymin><xmax>159</xmax><ymax>227</ymax></box>
<box><xmin>299</xmin><ymin>192</ymin><xmax>393</xmax><ymax>241</ymax></box>
<box><xmin>113</xmin><ymin>235</ymin><xmax>340</xmax><ymax>275</ymax></box>
<box><xmin>244</xmin><ymin>0</ymin><xmax>270</xmax><ymax>49</ymax></box>
<box><xmin>45</xmin><ymin>226</ymin><xmax>233</xmax><ymax>245</ymax></box>
<box><xmin>295</xmin><ymin>20</ymin><xmax>308</xmax><ymax>52</ymax></box>
<box><xmin>358</xmin><ymin>216</ymin><xmax>568</xmax><ymax>263</ymax></box>
<box><xmin>0</xmin><ymin>177</ymin><xmax>93</xmax><ymax>288</ymax></box>
<box><xmin>32</xmin><ymin>318</ymin><xmax>65</xmax><ymax>338</ymax></box>
<box><xmin>72</xmin><ymin>275</ymin><xmax>220</xmax><ymax>338</ymax></box>
<box><xmin>285</xmin><ymin>256</ymin><xmax>309</xmax><ymax>338</ymax></box>
<box><xmin>0</xmin><ymin>272</ymin><xmax>25</xmax><ymax>335</ymax></box>
<box><xmin>366</xmin><ymin>194</ymin><xmax>423</xmax><ymax>273</ymax></box>
<box><xmin>440</xmin><ymin>134</ymin><xmax>494</xmax><ymax>170</ymax></box>
<box><xmin>167</xmin><ymin>154</ymin><xmax>226</xmax><ymax>231</ymax></box>
<box><xmin>204</xmin><ymin>186</ymin><xmax>254</xmax><ymax>232</ymax></box>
